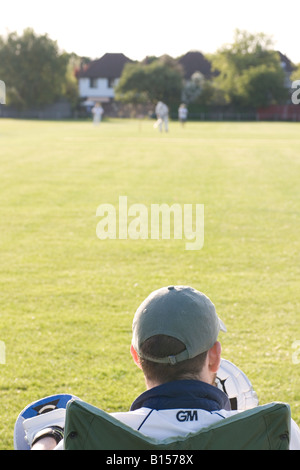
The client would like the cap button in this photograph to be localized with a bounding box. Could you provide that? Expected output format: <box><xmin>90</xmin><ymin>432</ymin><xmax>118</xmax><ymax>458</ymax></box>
<box><xmin>167</xmin><ymin>285</ymin><xmax>175</xmax><ymax>290</ymax></box>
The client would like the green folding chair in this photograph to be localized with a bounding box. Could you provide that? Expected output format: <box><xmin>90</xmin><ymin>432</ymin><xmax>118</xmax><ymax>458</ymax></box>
<box><xmin>64</xmin><ymin>399</ymin><xmax>290</xmax><ymax>450</ymax></box>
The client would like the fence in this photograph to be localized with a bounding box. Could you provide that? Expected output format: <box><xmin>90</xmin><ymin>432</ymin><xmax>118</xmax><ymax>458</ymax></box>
<box><xmin>1</xmin><ymin>101</ymin><xmax>300</xmax><ymax>122</ymax></box>
<box><xmin>0</xmin><ymin>100</ymin><xmax>72</xmax><ymax>120</ymax></box>
<box><xmin>256</xmin><ymin>105</ymin><xmax>300</xmax><ymax>122</ymax></box>
<box><xmin>172</xmin><ymin>111</ymin><xmax>257</xmax><ymax>121</ymax></box>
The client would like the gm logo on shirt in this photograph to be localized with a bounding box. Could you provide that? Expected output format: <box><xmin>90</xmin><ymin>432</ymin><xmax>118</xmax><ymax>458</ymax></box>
<box><xmin>176</xmin><ymin>410</ymin><xmax>198</xmax><ymax>422</ymax></box>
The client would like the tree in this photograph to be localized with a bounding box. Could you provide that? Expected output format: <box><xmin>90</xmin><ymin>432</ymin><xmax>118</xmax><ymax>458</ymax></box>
<box><xmin>211</xmin><ymin>29</ymin><xmax>288</xmax><ymax>108</ymax></box>
<box><xmin>0</xmin><ymin>28</ymin><xmax>75</xmax><ymax>109</ymax></box>
<box><xmin>181</xmin><ymin>72</ymin><xmax>204</xmax><ymax>104</ymax></box>
<box><xmin>61</xmin><ymin>52</ymin><xmax>82</xmax><ymax>110</ymax></box>
<box><xmin>291</xmin><ymin>63</ymin><xmax>300</xmax><ymax>83</ymax></box>
<box><xmin>115</xmin><ymin>59</ymin><xmax>183</xmax><ymax>106</ymax></box>
<box><xmin>235</xmin><ymin>64</ymin><xmax>288</xmax><ymax>108</ymax></box>
<box><xmin>114</xmin><ymin>62</ymin><xmax>149</xmax><ymax>104</ymax></box>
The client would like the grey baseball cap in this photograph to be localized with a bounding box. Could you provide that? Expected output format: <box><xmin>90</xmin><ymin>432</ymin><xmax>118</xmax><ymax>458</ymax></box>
<box><xmin>132</xmin><ymin>285</ymin><xmax>226</xmax><ymax>365</ymax></box>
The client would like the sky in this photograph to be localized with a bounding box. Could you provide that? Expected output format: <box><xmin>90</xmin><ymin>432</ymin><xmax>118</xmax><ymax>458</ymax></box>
<box><xmin>1</xmin><ymin>0</ymin><xmax>300</xmax><ymax>64</ymax></box>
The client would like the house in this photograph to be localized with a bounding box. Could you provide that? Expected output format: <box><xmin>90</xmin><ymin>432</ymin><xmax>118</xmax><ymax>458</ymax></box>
<box><xmin>277</xmin><ymin>51</ymin><xmax>295</xmax><ymax>88</ymax></box>
<box><xmin>177</xmin><ymin>50</ymin><xmax>295</xmax><ymax>87</ymax></box>
<box><xmin>177</xmin><ymin>51</ymin><xmax>214</xmax><ymax>80</ymax></box>
<box><xmin>78</xmin><ymin>53</ymin><xmax>133</xmax><ymax>107</ymax></box>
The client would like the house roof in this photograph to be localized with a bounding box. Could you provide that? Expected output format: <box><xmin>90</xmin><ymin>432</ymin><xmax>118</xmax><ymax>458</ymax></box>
<box><xmin>78</xmin><ymin>50</ymin><xmax>295</xmax><ymax>82</ymax></box>
<box><xmin>78</xmin><ymin>53</ymin><xmax>133</xmax><ymax>79</ymax></box>
<box><xmin>276</xmin><ymin>51</ymin><xmax>295</xmax><ymax>72</ymax></box>
<box><xmin>177</xmin><ymin>51</ymin><xmax>213</xmax><ymax>79</ymax></box>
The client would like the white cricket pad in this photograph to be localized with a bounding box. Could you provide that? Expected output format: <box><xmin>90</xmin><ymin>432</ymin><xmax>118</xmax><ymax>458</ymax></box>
<box><xmin>216</xmin><ymin>358</ymin><xmax>259</xmax><ymax>410</ymax></box>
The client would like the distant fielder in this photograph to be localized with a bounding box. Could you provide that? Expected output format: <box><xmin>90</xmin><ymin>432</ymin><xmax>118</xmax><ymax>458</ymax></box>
<box><xmin>91</xmin><ymin>102</ymin><xmax>104</xmax><ymax>125</ymax></box>
<box><xmin>0</xmin><ymin>80</ymin><xmax>6</xmax><ymax>104</ymax></box>
<box><xmin>178</xmin><ymin>103</ymin><xmax>188</xmax><ymax>127</ymax></box>
<box><xmin>154</xmin><ymin>101</ymin><xmax>169</xmax><ymax>132</ymax></box>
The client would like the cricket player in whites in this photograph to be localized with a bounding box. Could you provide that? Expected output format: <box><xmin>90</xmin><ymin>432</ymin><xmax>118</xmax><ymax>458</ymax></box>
<box><xmin>91</xmin><ymin>102</ymin><xmax>104</xmax><ymax>125</ymax></box>
<box><xmin>154</xmin><ymin>101</ymin><xmax>169</xmax><ymax>132</ymax></box>
<box><xmin>0</xmin><ymin>80</ymin><xmax>5</xmax><ymax>105</ymax></box>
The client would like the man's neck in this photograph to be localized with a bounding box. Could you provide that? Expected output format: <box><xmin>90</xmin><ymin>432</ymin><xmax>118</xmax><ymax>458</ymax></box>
<box><xmin>145</xmin><ymin>373</ymin><xmax>216</xmax><ymax>390</ymax></box>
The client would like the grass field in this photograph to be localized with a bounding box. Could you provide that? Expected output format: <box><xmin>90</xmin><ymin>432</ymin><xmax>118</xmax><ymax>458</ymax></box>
<box><xmin>0</xmin><ymin>117</ymin><xmax>299</xmax><ymax>449</ymax></box>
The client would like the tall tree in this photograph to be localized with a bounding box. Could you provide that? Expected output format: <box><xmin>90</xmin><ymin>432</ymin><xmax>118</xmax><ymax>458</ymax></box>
<box><xmin>115</xmin><ymin>59</ymin><xmax>183</xmax><ymax>106</ymax></box>
<box><xmin>0</xmin><ymin>28</ymin><xmax>72</xmax><ymax>108</ymax></box>
<box><xmin>211</xmin><ymin>29</ymin><xmax>288</xmax><ymax>108</ymax></box>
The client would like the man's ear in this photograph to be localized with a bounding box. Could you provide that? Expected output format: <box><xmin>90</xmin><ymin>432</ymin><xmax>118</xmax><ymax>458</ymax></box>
<box><xmin>208</xmin><ymin>341</ymin><xmax>222</xmax><ymax>373</ymax></box>
<box><xmin>130</xmin><ymin>344</ymin><xmax>142</xmax><ymax>369</ymax></box>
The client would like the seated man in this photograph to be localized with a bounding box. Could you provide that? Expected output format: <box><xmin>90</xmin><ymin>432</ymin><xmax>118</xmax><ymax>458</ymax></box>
<box><xmin>17</xmin><ymin>286</ymin><xmax>300</xmax><ymax>450</ymax></box>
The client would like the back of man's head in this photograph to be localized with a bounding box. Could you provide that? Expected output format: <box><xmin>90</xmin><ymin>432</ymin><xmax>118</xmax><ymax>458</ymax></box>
<box><xmin>131</xmin><ymin>286</ymin><xmax>226</xmax><ymax>385</ymax></box>
<box><xmin>139</xmin><ymin>334</ymin><xmax>208</xmax><ymax>384</ymax></box>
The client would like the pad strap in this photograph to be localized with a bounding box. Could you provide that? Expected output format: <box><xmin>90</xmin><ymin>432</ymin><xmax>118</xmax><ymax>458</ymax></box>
<box><xmin>31</xmin><ymin>426</ymin><xmax>64</xmax><ymax>447</ymax></box>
